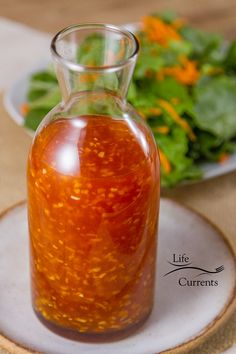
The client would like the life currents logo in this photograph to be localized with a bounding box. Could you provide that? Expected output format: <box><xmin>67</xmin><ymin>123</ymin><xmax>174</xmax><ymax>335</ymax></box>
<box><xmin>164</xmin><ymin>253</ymin><xmax>224</xmax><ymax>287</ymax></box>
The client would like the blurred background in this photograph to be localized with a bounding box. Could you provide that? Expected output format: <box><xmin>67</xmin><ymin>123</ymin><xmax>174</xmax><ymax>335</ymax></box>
<box><xmin>1</xmin><ymin>0</ymin><xmax>236</xmax><ymax>38</ymax></box>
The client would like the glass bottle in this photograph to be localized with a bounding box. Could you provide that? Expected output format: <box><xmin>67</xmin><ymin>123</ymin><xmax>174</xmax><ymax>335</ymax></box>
<box><xmin>27</xmin><ymin>24</ymin><xmax>160</xmax><ymax>340</ymax></box>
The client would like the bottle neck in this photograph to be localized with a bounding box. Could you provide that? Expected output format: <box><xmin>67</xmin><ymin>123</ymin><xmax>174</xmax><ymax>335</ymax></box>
<box><xmin>54</xmin><ymin>60</ymin><xmax>136</xmax><ymax>104</ymax></box>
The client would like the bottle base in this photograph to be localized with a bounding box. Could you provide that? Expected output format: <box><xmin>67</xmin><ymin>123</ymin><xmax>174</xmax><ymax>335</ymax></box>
<box><xmin>34</xmin><ymin>307</ymin><xmax>152</xmax><ymax>342</ymax></box>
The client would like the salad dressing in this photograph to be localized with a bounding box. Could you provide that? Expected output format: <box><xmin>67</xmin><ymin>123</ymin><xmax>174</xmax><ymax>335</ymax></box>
<box><xmin>28</xmin><ymin>115</ymin><xmax>159</xmax><ymax>335</ymax></box>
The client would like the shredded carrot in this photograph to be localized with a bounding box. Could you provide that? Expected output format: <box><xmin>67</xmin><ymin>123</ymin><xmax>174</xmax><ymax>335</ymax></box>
<box><xmin>158</xmin><ymin>99</ymin><xmax>196</xmax><ymax>141</ymax></box>
<box><xmin>171</xmin><ymin>98</ymin><xmax>180</xmax><ymax>105</ymax></box>
<box><xmin>152</xmin><ymin>126</ymin><xmax>170</xmax><ymax>134</ymax></box>
<box><xmin>172</xmin><ymin>19</ymin><xmax>185</xmax><ymax>30</ymax></box>
<box><xmin>149</xmin><ymin>107</ymin><xmax>162</xmax><ymax>115</ymax></box>
<box><xmin>77</xmin><ymin>60</ymin><xmax>98</xmax><ymax>83</ymax></box>
<box><xmin>143</xmin><ymin>16</ymin><xmax>181</xmax><ymax>46</ymax></box>
<box><xmin>218</xmin><ymin>153</ymin><xmax>230</xmax><ymax>164</ymax></box>
<box><xmin>79</xmin><ymin>73</ymin><xmax>98</xmax><ymax>84</ymax></box>
<box><xmin>138</xmin><ymin>107</ymin><xmax>162</xmax><ymax>118</ymax></box>
<box><xmin>159</xmin><ymin>148</ymin><xmax>172</xmax><ymax>173</ymax></box>
<box><xmin>20</xmin><ymin>103</ymin><xmax>30</xmax><ymax>116</ymax></box>
<box><xmin>157</xmin><ymin>56</ymin><xmax>199</xmax><ymax>85</ymax></box>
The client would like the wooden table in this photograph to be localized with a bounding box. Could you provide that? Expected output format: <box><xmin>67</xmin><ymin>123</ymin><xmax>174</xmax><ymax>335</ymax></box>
<box><xmin>1</xmin><ymin>0</ymin><xmax>236</xmax><ymax>353</ymax></box>
<box><xmin>1</xmin><ymin>0</ymin><xmax>236</xmax><ymax>39</ymax></box>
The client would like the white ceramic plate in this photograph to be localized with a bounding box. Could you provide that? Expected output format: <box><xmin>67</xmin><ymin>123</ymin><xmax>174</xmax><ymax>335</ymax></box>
<box><xmin>0</xmin><ymin>199</ymin><xmax>235</xmax><ymax>354</ymax></box>
<box><xmin>4</xmin><ymin>22</ymin><xmax>236</xmax><ymax>181</ymax></box>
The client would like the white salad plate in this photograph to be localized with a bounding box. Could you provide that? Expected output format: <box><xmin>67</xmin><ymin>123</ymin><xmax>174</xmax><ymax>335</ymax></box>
<box><xmin>0</xmin><ymin>198</ymin><xmax>235</xmax><ymax>354</ymax></box>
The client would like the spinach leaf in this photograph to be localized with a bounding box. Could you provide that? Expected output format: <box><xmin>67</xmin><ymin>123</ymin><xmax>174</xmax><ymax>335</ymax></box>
<box><xmin>180</xmin><ymin>26</ymin><xmax>223</xmax><ymax>63</ymax></box>
<box><xmin>150</xmin><ymin>77</ymin><xmax>191</xmax><ymax>102</ymax></box>
<box><xmin>224</xmin><ymin>40</ymin><xmax>236</xmax><ymax>72</ymax></box>
<box><xmin>134</xmin><ymin>40</ymin><xmax>164</xmax><ymax>78</ymax></box>
<box><xmin>189</xmin><ymin>130</ymin><xmax>236</xmax><ymax>161</ymax></box>
<box><xmin>193</xmin><ymin>75</ymin><xmax>236</xmax><ymax>139</ymax></box>
<box><xmin>27</xmin><ymin>70</ymin><xmax>58</xmax><ymax>103</ymax></box>
<box><xmin>155</xmin><ymin>127</ymin><xmax>202</xmax><ymax>187</ymax></box>
<box><xmin>29</xmin><ymin>88</ymin><xmax>61</xmax><ymax>110</ymax></box>
<box><xmin>24</xmin><ymin>108</ymin><xmax>49</xmax><ymax>131</ymax></box>
<box><xmin>155</xmin><ymin>10</ymin><xmax>177</xmax><ymax>24</ymax></box>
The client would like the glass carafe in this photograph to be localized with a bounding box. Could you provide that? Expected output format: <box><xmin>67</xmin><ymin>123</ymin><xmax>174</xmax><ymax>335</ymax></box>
<box><xmin>27</xmin><ymin>24</ymin><xmax>160</xmax><ymax>339</ymax></box>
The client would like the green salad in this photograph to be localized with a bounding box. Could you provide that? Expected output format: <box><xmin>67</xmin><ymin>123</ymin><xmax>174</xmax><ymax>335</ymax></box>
<box><xmin>23</xmin><ymin>11</ymin><xmax>236</xmax><ymax>187</ymax></box>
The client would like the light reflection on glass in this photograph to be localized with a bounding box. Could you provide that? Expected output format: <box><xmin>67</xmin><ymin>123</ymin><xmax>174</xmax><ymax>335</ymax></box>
<box><xmin>56</xmin><ymin>144</ymin><xmax>79</xmax><ymax>174</ymax></box>
<box><xmin>124</xmin><ymin>114</ymin><xmax>149</xmax><ymax>156</ymax></box>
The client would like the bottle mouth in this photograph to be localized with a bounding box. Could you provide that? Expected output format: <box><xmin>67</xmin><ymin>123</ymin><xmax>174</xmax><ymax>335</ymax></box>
<box><xmin>51</xmin><ymin>23</ymin><xmax>139</xmax><ymax>73</ymax></box>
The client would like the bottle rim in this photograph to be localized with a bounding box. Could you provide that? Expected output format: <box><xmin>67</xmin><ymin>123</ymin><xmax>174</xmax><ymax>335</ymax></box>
<box><xmin>51</xmin><ymin>23</ymin><xmax>139</xmax><ymax>73</ymax></box>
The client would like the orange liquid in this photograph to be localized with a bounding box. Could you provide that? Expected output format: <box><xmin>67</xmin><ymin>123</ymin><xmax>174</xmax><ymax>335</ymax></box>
<box><xmin>27</xmin><ymin>115</ymin><xmax>160</xmax><ymax>336</ymax></box>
